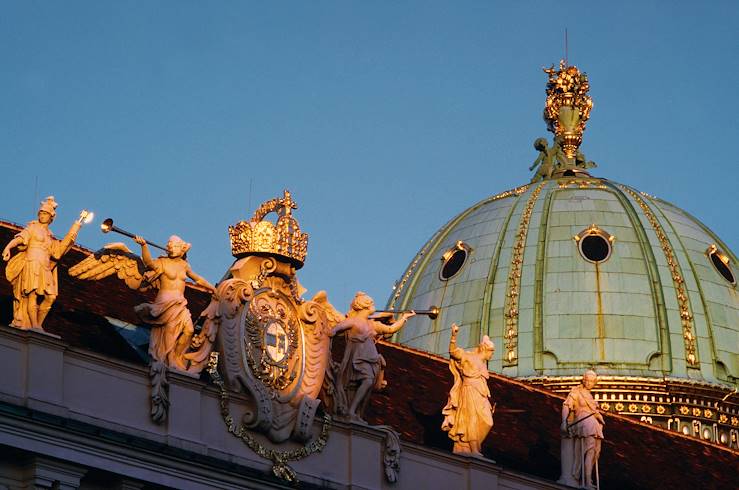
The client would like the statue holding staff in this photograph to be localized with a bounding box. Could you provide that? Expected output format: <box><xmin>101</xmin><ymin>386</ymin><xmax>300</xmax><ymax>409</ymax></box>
<box><xmin>559</xmin><ymin>370</ymin><xmax>605</xmax><ymax>489</ymax></box>
<box><xmin>441</xmin><ymin>322</ymin><xmax>495</xmax><ymax>457</ymax></box>
<box><xmin>2</xmin><ymin>196</ymin><xmax>92</xmax><ymax>330</ymax></box>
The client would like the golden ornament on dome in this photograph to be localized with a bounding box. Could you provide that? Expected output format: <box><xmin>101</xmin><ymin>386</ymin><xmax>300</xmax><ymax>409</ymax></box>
<box><xmin>543</xmin><ymin>60</ymin><xmax>593</xmax><ymax>159</ymax></box>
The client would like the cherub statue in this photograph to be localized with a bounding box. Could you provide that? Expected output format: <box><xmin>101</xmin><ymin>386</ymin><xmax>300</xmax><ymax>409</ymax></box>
<box><xmin>69</xmin><ymin>235</ymin><xmax>216</xmax><ymax>373</ymax></box>
<box><xmin>2</xmin><ymin>196</ymin><xmax>90</xmax><ymax>330</ymax></box>
<box><xmin>530</xmin><ymin>137</ymin><xmax>572</xmax><ymax>181</ymax></box>
<box><xmin>328</xmin><ymin>292</ymin><xmax>415</xmax><ymax>423</ymax></box>
<box><xmin>529</xmin><ymin>137</ymin><xmax>557</xmax><ymax>182</ymax></box>
<box><xmin>441</xmin><ymin>322</ymin><xmax>495</xmax><ymax>457</ymax></box>
<box><xmin>558</xmin><ymin>370</ymin><xmax>605</xmax><ymax>489</ymax></box>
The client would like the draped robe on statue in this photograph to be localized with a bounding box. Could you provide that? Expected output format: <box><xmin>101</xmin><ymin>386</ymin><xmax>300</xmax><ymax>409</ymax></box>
<box><xmin>334</xmin><ymin>321</ymin><xmax>387</xmax><ymax>414</ymax></box>
<box><xmin>134</xmin><ymin>262</ymin><xmax>194</xmax><ymax>372</ymax></box>
<box><xmin>561</xmin><ymin>384</ymin><xmax>603</xmax><ymax>486</ymax></box>
<box><xmin>5</xmin><ymin>222</ymin><xmax>76</xmax><ymax>328</ymax></box>
<box><xmin>441</xmin><ymin>345</ymin><xmax>493</xmax><ymax>454</ymax></box>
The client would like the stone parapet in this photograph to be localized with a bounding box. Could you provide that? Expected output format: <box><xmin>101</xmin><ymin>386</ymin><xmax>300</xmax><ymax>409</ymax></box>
<box><xmin>0</xmin><ymin>325</ymin><xmax>563</xmax><ymax>489</ymax></box>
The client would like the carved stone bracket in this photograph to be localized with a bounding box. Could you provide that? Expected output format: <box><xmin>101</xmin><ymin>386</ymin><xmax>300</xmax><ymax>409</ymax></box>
<box><xmin>376</xmin><ymin>425</ymin><xmax>402</xmax><ymax>484</ymax></box>
<box><xmin>149</xmin><ymin>360</ymin><xmax>169</xmax><ymax>424</ymax></box>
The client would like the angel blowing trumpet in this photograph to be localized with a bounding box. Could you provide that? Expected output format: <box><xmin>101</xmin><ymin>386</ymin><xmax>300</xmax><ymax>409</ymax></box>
<box><xmin>70</xmin><ymin>232</ymin><xmax>216</xmax><ymax>370</ymax></box>
<box><xmin>69</xmin><ymin>228</ymin><xmax>216</xmax><ymax>422</ymax></box>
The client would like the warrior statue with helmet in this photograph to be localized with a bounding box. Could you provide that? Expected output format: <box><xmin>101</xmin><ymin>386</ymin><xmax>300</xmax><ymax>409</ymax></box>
<box><xmin>2</xmin><ymin>196</ymin><xmax>92</xmax><ymax>330</ymax></box>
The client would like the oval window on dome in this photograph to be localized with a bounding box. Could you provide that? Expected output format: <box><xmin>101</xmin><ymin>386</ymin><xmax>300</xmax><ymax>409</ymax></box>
<box><xmin>440</xmin><ymin>241</ymin><xmax>472</xmax><ymax>280</ymax></box>
<box><xmin>706</xmin><ymin>244</ymin><xmax>735</xmax><ymax>285</ymax></box>
<box><xmin>573</xmin><ymin>225</ymin><xmax>615</xmax><ymax>263</ymax></box>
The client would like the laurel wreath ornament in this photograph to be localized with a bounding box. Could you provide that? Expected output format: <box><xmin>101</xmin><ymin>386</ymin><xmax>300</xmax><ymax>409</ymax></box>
<box><xmin>206</xmin><ymin>352</ymin><xmax>331</xmax><ymax>482</ymax></box>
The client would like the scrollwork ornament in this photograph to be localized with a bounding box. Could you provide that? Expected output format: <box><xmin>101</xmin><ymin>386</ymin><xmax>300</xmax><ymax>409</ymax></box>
<box><xmin>207</xmin><ymin>353</ymin><xmax>330</xmax><ymax>483</ymax></box>
<box><xmin>149</xmin><ymin>359</ymin><xmax>169</xmax><ymax>424</ymax></box>
<box><xmin>289</xmin><ymin>274</ymin><xmax>305</xmax><ymax>304</ymax></box>
<box><xmin>377</xmin><ymin>425</ymin><xmax>402</xmax><ymax>483</ymax></box>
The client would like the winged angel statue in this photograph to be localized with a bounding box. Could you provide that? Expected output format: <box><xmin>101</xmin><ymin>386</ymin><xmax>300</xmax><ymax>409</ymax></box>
<box><xmin>69</xmin><ymin>235</ymin><xmax>215</xmax><ymax>422</ymax></box>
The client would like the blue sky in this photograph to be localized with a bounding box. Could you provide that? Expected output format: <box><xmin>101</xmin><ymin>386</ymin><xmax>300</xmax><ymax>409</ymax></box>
<box><xmin>1</xmin><ymin>1</ymin><xmax>737</xmax><ymax>310</ymax></box>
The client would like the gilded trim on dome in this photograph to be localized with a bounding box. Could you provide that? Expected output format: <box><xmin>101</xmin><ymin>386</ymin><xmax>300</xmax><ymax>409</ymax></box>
<box><xmin>503</xmin><ymin>182</ymin><xmax>545</xmax><ymax>365</ymax></box>
<box><xmin>621</xmin><ymin>186</ymin><xmax>699</xmax><ymax>368</ymax></box>
<box><xmin>388</xmin><ymin>240</ymin><xmax>434</xmax><ymax>310</ymax></box>
<box><xmin>388</xmin><ymin>184</ymin><xmax>530</xmax><ymax>310</ymax></box>
<box><xmin>557</xmin><ymin>178</ymin><xmax>607</xmax><ymax>189</ymax></box>
<box><xmin>524</xmin><ymin>374</ymin><xmax>739</xmax><ymax>450</ymax></box>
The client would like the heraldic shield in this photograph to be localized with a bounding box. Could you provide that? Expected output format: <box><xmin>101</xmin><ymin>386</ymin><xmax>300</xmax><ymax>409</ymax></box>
<box><xmin>202</xmin><ymin>191</ymin><xmax>336</xmax><ymax>446</ymax></box>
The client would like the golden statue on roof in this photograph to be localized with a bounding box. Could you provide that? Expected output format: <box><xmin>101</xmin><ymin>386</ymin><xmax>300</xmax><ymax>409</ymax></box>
<box><xmin>529</xmin><ymin>61</ymin><xmax>597</xmax><ymax>181</ymax></box>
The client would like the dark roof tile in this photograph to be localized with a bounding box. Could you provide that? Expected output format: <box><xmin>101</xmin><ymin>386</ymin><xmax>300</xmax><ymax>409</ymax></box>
<box><xmin>2</xmin><ymin>222</ymin><xmax>736</xmax><ymax>489</ymax></box>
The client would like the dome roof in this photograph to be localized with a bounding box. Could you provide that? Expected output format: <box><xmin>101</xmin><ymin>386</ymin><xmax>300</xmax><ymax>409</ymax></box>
<box><xmin>388</xmin><ymin>177</ymin><xmax>738</xmax><ymax>386</ymax></box>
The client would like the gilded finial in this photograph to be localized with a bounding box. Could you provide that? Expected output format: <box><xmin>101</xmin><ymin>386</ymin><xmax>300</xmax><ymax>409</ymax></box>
<box><xmin>280</xmin><ymin>189</ymin><xmax>297</xmax><ymax>216</ymax></box>
<box><xmin>543</xmin><ymin>60</ymin><xmax>593</xmax><ymax>160</ymax></box>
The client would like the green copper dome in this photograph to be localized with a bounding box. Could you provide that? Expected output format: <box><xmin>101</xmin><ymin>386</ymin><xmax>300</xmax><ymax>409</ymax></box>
<box><xmin>389</xmin><ymin>177</ymin><xmax>738</xmax><ymax>387</ymax></box>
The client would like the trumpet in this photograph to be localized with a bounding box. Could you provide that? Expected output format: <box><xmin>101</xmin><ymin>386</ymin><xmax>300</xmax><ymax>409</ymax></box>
<box><xmin>371</xmin><ymin>305</ymin><xmax>440</xmax><ymax>320</ymax></box>
<box><xmin>100</xmin><ymin>218</ymin><xmax>167</xmax><ymax>252</ymax></box>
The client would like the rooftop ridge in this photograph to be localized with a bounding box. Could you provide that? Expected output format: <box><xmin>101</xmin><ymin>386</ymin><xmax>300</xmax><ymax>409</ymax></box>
<box><xmin>379</xmin><ymin>339</ymin><xmax>739</xmax><ymax>455</ymax></box>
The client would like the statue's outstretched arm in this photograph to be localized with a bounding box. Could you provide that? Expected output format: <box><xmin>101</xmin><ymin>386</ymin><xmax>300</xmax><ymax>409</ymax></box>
<box><xmin>448</xmin><ymin>323</ymin><xmax>464</xmax><ymax>360</ymax></box>
<box><xmin>377</xmin><ymin>311</ymin><xmax>415</xmax><ymax>336</ymax></box>
<box><xmin>134</xmin><ymin>236</ymin><xmax>156</xmax><ymax>269</ymax></box>
<box><xmin>56</xmin><ymin>221</ymin><xmax>83</xmax><ymax>259</ymax></box>
<box><xmin>529</xmin><ymin>153</ymin><xmax>544</xmax><ymax>171</ymax></box>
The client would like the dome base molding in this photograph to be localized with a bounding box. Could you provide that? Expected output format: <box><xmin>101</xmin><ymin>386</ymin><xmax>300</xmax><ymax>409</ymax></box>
<box><xmin>523</xmin><ymin>375</ymin><xmax>739</xmax><ymax>451</ymax></box>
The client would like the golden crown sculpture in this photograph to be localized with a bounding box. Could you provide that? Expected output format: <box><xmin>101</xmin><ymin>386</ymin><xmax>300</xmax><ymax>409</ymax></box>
<box><xmin>229</xmin><ymin>190</ymin><xmax>309</xmax><ymax>267</ymax></box>
<box><xmin>543</xmin><ymin>60</ymin><xmax>593</xmax><ymax>159</ymax></box>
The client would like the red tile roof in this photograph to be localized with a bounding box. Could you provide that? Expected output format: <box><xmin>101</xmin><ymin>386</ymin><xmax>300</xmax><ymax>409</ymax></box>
<box><xmin>368</xmin><ymin>340</ymin><xmax>738</xmax><ymax>489</ymax></box>
<box><xmin>2</xmin><ymin>221</ymin><xmax>737</xmax><ymax>489</ymax></box>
